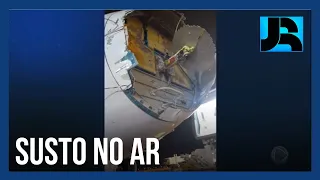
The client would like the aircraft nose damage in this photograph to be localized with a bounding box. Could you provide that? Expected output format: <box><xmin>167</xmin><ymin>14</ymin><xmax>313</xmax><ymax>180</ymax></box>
<box><xmin>104</xmin><ymin>10</ymin><xmax>216</xmax><ymax>169</ymax></box>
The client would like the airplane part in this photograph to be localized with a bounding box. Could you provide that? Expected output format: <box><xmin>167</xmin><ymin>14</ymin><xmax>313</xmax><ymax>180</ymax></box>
<box><xmin>193</xmin><ymin>99</ymin><xmax>216</xmax><ymax>139</ymax></box>
<box><xmin>171</xmin><ymin>25</ymin><xmax>216</xmax><ymax>102</ymax></box>
<box><xmin>104</xmin><ymin>10</ymin><xmax>217</xmax><ymax>168</ymax></box>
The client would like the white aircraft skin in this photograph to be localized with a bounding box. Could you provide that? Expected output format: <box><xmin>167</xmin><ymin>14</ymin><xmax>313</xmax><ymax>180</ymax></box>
<box><xmin>104</xmin><ymin>11</ymin><xmax>216</xmax><ymax>170</ymax></box>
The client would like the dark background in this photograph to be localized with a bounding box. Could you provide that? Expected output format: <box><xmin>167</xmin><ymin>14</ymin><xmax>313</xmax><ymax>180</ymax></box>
<box><xmin>216</xmin><ymin>10</ymin><xmax>311</xmax><ymax>171</ymax></box>
<box><xmin>9</xmin><ymin>10</ymin><xmax>311</xmax><ymax>171</ymax></box>
<box><xmin>9</xmin><ymin>10</ymin><xmax>105</xmax><ymax>171</ymax></box>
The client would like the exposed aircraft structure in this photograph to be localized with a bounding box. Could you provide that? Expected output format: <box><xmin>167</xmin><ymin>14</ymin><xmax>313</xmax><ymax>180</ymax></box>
<box><xmin>104</xmin><ymin>10</ymin><xmax>216</xmax><ymax>170</ymax></box>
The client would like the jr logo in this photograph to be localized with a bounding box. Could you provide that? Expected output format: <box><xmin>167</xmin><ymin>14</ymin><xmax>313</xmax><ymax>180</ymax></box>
<box><xmin>260</xmin><ymin>16</ymin><xmax>303</xmax><ymax>52</ymax></box>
